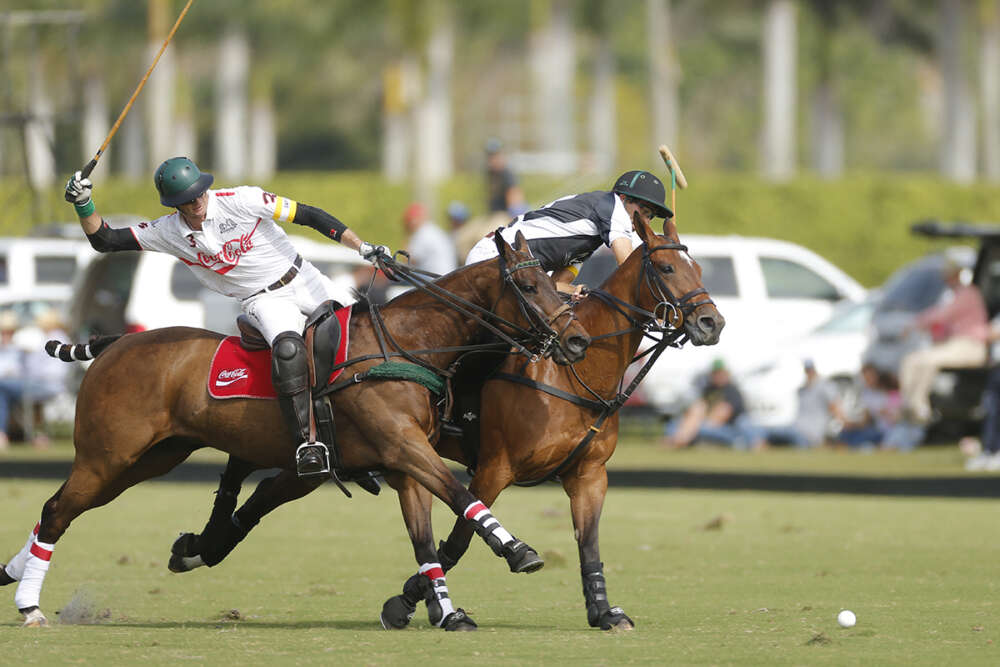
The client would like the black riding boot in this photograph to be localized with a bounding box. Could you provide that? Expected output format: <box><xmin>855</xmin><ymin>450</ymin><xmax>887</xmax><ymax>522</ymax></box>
<box><xmin>272</xmin><ymin>331</ymin><xmax>329</xmax><ymax>477</ymax></box>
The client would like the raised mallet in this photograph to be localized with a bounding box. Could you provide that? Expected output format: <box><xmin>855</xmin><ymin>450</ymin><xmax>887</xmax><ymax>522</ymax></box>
<box><xmin>74</xmin><ymin>0</ymin><xmax>195</xmax><ymax>182</ymax></box>
<box><xmin>657</xmin><ymin>144</ymin><xmax>687</xmax><ymax>222</ymax></box>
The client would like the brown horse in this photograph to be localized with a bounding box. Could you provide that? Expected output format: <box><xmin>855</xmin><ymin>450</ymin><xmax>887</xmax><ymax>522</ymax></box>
<box><xmin>0</xmin><ymin>232</ymin><xmax>590</xmax><ymax>628</ymax></box>
<box><xmin>170</xmin><ymin>212</ymin><xmax>723</xmax><ymax>631</ymax></box>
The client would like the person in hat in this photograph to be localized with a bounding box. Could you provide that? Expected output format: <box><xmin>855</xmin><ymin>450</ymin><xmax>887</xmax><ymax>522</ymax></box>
<box><xmin>899</xmin><ymin>257</ymin><xmax>988</xmax><ymax>425</ymax></box>
<box><xmin>465</xmin><ymin>169</ymin><xmax>673</xmax><ymax>293</ymax></box>
<box><xmin>402</xmin><ymin>202</ymin><xmax>457</xmax><ymax>277</ymax></box>
<box><xmin>64</xmin><ymin>157</ymin><xmax>392</xmax><ymax>478</ymax></box>
<box><xmin>484</xmin><ymin>138</ymin><xmax>525</xmax><ymax>216</ymax></box>
<box><xmin>18</xmin><ymin>309</ymin><xmax>71</xmax><ymax>450</ymax></box>
<box><xmin>662</xmin><ymin>358</ymin><xmax>760</xmax><ymax>450</ymax></box>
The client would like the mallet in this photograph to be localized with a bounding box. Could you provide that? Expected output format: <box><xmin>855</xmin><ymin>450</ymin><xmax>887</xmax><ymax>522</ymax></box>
<box><xmin>74</xmin><ymin>0</ymin><xmax>195</xmax><ymax>181</ymax></box>
<box><xmin>657</xmin><ymin>144</ymin><xmax>687</xmax><ymax>222</ymax></box>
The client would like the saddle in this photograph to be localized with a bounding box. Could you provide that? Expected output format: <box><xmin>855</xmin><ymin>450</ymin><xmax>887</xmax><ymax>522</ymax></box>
<box><xmin>236</xmin><ymin>301</ymin><xmax>380</xmax><ymax>495</ymax></box>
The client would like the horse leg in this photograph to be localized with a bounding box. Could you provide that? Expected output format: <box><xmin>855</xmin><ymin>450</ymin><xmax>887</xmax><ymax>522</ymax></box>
<box><xmin>172</xmin><ymin>465</ymin><xmax>324</xmax><ymax>572</ymax></box>
<box><xmin>562</xmin><ymin>462</ymin><xmax>634</xmax><ymax>631</ymax></box>
<box><xmin>168</xmin><ymin>455</ymin><xmax>260</xmax><ymax>573</ymax></box>
<box><xmin>436</xmin><ymin>457</ymin><xmax>518</xmax><ymax>573</ymax></box>
<box><xmin>3</xmin><ymin>439</ymin><xmax>192</xmax><ymax>627</ymax></box>
<box><xmin>379</xmin><ymin>473</ymin><xmax>476</xmax><ymax>632</ymax></box>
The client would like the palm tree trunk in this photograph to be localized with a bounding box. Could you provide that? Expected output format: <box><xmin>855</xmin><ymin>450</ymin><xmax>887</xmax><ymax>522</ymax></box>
<box><xmin>530</xmin><ymin>0</ymin><xmax>575</xmax><ymax>170</ymax></box>
<box><xmin>215</xmin><ymin>29</ymin><xmax>249</xmax><ymax>180</ymax></box>
<box><xmin>981</xmin><ymin>0</ymin><xmax>1000</xmax><ymax>181</ymax></box>
<box><xmin>415</xmin><ymin>2</ymin><xmax>454</xmax><ymax>190</ymax></box>
<box><xmin>82</xmin><ymin>75</ymin><xmax>109</xmax><ymax>177</ymax></box>
<box><xmin>647</xmin><ymin>0</ymin><xmax>678</xmax><ymax>154</ymax></box>
<box><xmin>588</xmin><ymin>30</ymin><xmax>616</xmax><ymax>174</ymax></box>
<box><xmin>939</xmin><ymin>0</ymin><xmax>976</xmax><ymax>182</ymax></box>
<box><xmin>762</xmin><ymin>0</ymin><xmax>797</xmax><ymax>181</ymax></box>
<box><xmin>24</xmin><ymin>51</ymin><xmax>55</xmax><ymax>190</ymax></box>
<box><xmin>146</xmin><ymin>0</ymin><xmax>174</xmax><ymax>167</ymax></box>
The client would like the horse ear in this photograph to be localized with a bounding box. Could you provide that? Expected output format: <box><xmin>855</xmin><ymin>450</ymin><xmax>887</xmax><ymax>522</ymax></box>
<box><xmin>493</xmin><ymin>228</ymin><xmax>515</xmax><ymax>260</ymax></box>
<box><xmin>513</xmin><ymin>230</ymin><xmax>532</xmax><ymax>255</ymax></box>
<box><xmin>662</xmin><ymin>216</ymin><xmax>678</xmax><ymax>239</ymax></box>
<box><xmin>632</xmin><ymin>210</ymin><xmax>654</xmax><ymax>245</ymax></box>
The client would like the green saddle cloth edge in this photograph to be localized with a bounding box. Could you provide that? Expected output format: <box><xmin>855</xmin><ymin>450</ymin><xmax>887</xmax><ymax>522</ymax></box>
<box><xmin>365</xmin><ymin>361</ymin><xmax>445</xmax><ymax>395</ymax></box>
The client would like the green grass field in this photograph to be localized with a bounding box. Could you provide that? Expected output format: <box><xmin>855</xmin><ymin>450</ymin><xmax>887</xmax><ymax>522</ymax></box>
<box><xmin>1</xmin><ymin>440</ymin><xmax>998</xmax><ymax>665</ymax></box>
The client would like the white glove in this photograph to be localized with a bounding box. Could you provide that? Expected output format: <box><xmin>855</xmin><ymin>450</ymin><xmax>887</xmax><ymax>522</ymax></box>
<box><xmin>64</xmin><ymin>171</ymin><xmax>93</xmax><ymax>205</ymax></box>
<box><xmin>359</xmin><ymin>241</ymin><xmax>391</xmax><ymax>264</ymax></box>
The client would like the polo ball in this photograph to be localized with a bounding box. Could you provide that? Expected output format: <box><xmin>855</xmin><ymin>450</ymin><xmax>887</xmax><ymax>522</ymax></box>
<box><xmin>837</xmin><ymin>609</ymin><xmax>856</xmax><ymax>628</ymax></box>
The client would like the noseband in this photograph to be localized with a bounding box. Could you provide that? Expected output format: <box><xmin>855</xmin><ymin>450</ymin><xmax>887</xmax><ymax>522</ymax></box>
<box><xmin>497</xmin><ymin>255</ymin><xmax>580</xmax><ymax>361</ymax></box>
<box><xmin>639</xmin><ymin>242</ymin><xmax>714</xmax><ymax>335</ymax></box>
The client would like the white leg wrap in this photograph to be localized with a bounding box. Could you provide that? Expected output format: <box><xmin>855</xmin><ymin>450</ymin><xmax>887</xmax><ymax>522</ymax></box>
<box><xmin>463</xmin><ymin>501</ymin><xmax>515</xmax><ymax>546</ymax></box>
<box><xmin>14</xmin><ymin>539</ymin><xmax>53</xmax><ymax>611</ymax></box>
<box><xmin>418</xmin><ymin>562</ymin><xmax>455</xmax><ymax>626</ymax></box>
<box><xmin>4</xmin><ymin>523</ymin><xmax>40</xmax><ymax>581</ymax></box>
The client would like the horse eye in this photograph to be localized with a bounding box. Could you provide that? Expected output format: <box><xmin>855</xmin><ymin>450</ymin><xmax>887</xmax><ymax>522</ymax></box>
<box><xmin>658</xmin><ymin>264</ymin><xmax>675</xmax><ymax>274</ymax></box>
<box><xmin>519</xmin><ymin>283</ymin><xmax>537</xmax><ymax>294</ymax></box>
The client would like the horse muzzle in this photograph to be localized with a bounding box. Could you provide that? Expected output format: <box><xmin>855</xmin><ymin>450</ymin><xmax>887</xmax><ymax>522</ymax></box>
<box><xmin>552</xmin><ymin>333</ymin><xmax>590</xmax><ymax>365</ymax></box>
<box><xmin>685</xmin><ymin>309</ymin><xmax>725</xmax><ymax>346</ymax></box>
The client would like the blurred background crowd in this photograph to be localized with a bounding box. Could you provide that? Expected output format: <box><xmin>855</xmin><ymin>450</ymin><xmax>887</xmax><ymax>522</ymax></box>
<box><xmin>2</xmin><ymin>1</ymin><xmax>1000</xmax><ymax>468</ymax></box>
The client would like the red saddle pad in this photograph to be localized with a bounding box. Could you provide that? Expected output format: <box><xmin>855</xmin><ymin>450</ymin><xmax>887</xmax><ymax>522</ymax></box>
<box><xmin>208</xmin><ymin>305</ymin><xmax>352</xmax><ymax>399</ymax></box>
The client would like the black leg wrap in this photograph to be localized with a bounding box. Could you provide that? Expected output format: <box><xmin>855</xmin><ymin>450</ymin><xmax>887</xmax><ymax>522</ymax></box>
<box><xmin>200</xmin><ymin>512</ymin><xmax>253</xmax><ymax>567</ymax></box>
<box><xmin>380</xmin><ymin>572</ymin><xmax>428</xmax><ymax>630</ymax></box>
<box><xmin>437</xmin><ymin>539</ymin><xmax>466</xmax><ymax>573</ymax></box>
<box><xmin>581</xmin><ymin>561</ymin><xmax>634</xmax><ymax>630</ymax></box>
<box><xmin>502</xmin><ymin>540</ymin><xmax>545</xmax><ymax>574</ymax></box>
<box><xmin>0</xmin><ymin>564</ymin><xmax>14</xmax><ymax>586</ymax></box>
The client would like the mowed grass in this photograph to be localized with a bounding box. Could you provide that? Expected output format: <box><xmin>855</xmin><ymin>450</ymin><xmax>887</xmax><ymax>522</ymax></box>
<box><xmin>1</xmin><ymin>473</ymin><xmax>998</xmax><ymax>665</ymax></box>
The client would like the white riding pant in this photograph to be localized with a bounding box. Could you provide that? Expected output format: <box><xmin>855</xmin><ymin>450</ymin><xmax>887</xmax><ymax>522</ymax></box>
<box><xmin>240</xmin><ymin>260</ymin><xmax>342</xmax><ymax>346</ymax></box>
<box><xmin>465</xmin><ymin>235</ymin><xmax>500</xmax><ymax>265</ymax></box>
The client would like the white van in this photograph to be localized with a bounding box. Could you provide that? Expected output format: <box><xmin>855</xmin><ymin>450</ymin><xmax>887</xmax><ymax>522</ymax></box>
<box><xmin>577</xmin><ymin>234</ymin><xmax>867</xmax><ymax>418</ymax></box>
<box><xmin>70</xmin><ymin>235</ymin><xmax>366</xmax><ymax>337</ymax></box>
<box><xmin>0</xmin><ymin>237</ymin><xmax>93</xmax><ymax>304</ymax></box>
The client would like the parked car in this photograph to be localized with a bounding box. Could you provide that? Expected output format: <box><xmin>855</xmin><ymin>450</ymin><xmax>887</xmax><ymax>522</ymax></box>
<box><xmin>862</xmin><ymin>244</ymin><xmax>976</xmax><ymax>374</ymax></box>
<box><xmin>879</xmin><ymin>220</ymin><xmax>1000</xmax><ymax>433</ymax></box>
<box><xmin>70</xmin><ymin>234</ymin><xmax>367</xmax><ymax>337</ymax></box>
<box><xmin>0</xmin><ymin>237</ymin><xmax>93</xmax><ymax>306</ymax></box>
<box><xmin>578</xmin><ymin>235</ymin><xmax>867</xmax><ymax>418</ymax></box>
<box><xmin>739</xmin><ymin>296</ymin><xmax>877</xmax><ymax>425</ymax></box>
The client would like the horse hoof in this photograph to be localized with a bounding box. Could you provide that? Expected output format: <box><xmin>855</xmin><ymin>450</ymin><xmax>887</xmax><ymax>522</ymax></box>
<box><xmin>168</xmin><ymin>533</ymin><xmax>205</xmax><ymax>573</ymax></box>
<box><xmin>442</xmin><ymin>608</ymin><xmax>477</xmax><ymax>631</ymax></box>
<box><xmin>504</xmin><ymin>541</ymin><xmax>544</xmax><ymax>574</ymax></box>
<box><xmin>0</xmin><ymin>565</ymin><xmax>14</xmax><ymax>586</ymax></box>
<box><xmin>380</xmin><ymin>594</ymin><xmax>416</xmax><ymax>630</ymax></box>
<box><xmin>21</xmin><ymin>607</ymin><xmax>49</xmax><ymax>628</ymax></box>
<box><xmin>599</xmin><ymin>607</ymin><xmax>634</xmax><ymax>631</ymax></box>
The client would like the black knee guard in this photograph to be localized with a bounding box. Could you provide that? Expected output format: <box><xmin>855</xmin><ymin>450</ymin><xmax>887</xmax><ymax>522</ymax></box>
<box><xmin>271</xmin><ymin>331</ymin><xmax>311</xmax><ymax>444</ymax></box>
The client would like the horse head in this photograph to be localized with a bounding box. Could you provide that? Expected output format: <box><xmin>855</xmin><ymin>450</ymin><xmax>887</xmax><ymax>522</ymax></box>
<box><xmin>629</xmin><ymin>212</ymin><xmax>724</xmax><ymax>346</ymax></box>
<box><xmin>492</xmin><ymin>230</ymin><xmax>591</xmax><ymax>364</ymax></box>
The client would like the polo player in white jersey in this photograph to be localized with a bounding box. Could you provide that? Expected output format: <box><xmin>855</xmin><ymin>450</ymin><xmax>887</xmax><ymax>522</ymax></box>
<box><xmin>65</xmin><ymin>157</ymin><xmax>390</xmax><ymax>480</ymax></box>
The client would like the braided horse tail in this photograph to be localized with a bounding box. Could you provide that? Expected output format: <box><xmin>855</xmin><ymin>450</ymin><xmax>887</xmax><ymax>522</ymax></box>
<box><xmin>45</xmin><ymin>335</ymin><xmax>123</xmax><ymax>362</ymax></box>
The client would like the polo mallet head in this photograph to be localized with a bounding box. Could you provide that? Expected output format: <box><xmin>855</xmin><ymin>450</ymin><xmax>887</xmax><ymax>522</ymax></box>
<box><xmin>658</xmin><ymin>144</ymin><xmax>687</xmax><ymax>223</ymax></box>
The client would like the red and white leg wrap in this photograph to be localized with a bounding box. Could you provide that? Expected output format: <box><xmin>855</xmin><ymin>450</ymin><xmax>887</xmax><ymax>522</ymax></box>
<box><xmin>14</xmin><ymin>535</ymin><xmax>53</xmax><ymax>611</ymax></box>
<box><xmin>419</xmin><ymin>562</ymin><xmax>455</xmax><ymax>626</ymax></box>
<box><xmin>4</xmin><ymin>522</ymin><xmax>40</xmax><ymax>582</ymax></box>
<box><xmin>464</xmin><ymin>501</ymin><xmax>514</xmax><ymax>546</ymax></box>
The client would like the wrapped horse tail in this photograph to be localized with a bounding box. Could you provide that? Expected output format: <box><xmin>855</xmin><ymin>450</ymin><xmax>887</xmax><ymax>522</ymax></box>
<box><xmin>45</xmin><ymin>335</ymin><xmax>123</xmax><ymax>362</ymax></box>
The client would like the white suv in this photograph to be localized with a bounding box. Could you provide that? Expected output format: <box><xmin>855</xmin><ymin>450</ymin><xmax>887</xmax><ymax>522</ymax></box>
<box><xmin>70</xmin><ymin>235</ymin><xmax>366</xmax><ymax>337</ymax></box>
<box><xmin>596</xmin><ymin>235</ymin><xmax>867</xmax><ymax>417</ymax></box>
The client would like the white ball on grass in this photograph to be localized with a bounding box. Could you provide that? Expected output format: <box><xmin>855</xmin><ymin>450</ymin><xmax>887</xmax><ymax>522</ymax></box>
<box><xmin>837</xmin><ymin>609</ymin><xmax>856</xmax><ymax>628</ymax></box>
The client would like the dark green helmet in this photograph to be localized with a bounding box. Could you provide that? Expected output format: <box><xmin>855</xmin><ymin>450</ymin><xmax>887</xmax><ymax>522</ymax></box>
<box><xmin>612</xmin><ymin>170</ymin><xmax>672</xmax><ymax>219</ymax></box>
<box><xmin>154</xmin><ymin>157</ymin><xmax>214</xmax><ymax>207</ymax></box>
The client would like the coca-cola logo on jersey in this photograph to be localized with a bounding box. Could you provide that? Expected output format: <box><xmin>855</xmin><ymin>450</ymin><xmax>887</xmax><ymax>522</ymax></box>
<box><xmin>198</xmin><ymin>233</ymin><xmax>254</xmax><ymax>269</ymax></box>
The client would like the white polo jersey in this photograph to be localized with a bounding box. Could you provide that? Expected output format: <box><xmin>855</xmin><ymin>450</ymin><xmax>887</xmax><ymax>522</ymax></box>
<box><xmin>130</xmin><ymin>186</ymin><xmax>303</xmax><ymax>300</ymax></box>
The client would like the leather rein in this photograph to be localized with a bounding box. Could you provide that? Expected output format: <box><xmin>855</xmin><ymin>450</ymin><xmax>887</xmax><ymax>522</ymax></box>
<box><xmin>495</xmin><ymin>241</ymin><xmax>716</xmax><ymax>486</ymax></box>
<box><xmin>317</xmin><ymin>251</ymin><xmax>579</xmax><ymax>397</ymax></box>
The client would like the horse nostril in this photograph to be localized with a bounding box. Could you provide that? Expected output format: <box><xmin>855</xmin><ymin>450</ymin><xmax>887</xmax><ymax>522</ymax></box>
<box><xmin>698</xmin><ymin>316</ymin><xmax>717</xmax><ymax>333</ymax></box>
<box><xmin>567</xmin><ymin>335</ymin><xmax>590</xmax><ymax>355</ymax></box>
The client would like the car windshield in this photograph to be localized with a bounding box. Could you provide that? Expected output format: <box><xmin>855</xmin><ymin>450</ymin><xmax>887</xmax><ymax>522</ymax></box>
<box><xmin>813</xmin><ymin>299</ymin><xmax>874</xmax><ymax>334</ymax></box>
<box><xmin>878</xmin><ymin>261</ymin><xmax>948</xmax><ymax>312</ymax></box>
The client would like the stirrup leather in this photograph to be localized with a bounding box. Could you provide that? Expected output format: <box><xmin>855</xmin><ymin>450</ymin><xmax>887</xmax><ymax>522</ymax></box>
<box><xmin>296</xmin><ymin>441</ymin><xmax>331</xmax><ymax>477</ymax></box>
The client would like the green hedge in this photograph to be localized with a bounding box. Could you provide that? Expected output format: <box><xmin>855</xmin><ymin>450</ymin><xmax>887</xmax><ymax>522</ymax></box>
<box><xmin>4</xmin><ymin>170</ymin><xmax>1000</xmax><ymax>287</ymax></box>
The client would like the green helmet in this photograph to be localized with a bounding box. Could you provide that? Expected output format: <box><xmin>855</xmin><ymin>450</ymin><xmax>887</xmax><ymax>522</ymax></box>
<box><xmin>612</xmin><ymin>170</ymin><xmax>672</xmax><ymax>219</ymax></box>
<box><xmin>154</xmin><ymin>157</ymin><xmax>214</xmax><ymax>207</ymax></box>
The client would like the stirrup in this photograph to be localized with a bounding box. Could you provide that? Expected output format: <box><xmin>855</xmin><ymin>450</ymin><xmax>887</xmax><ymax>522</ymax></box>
<box><xmin>296</xmin><ymin>442</ymin><xmax>331</xmax><ymax>477</ymax></box>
